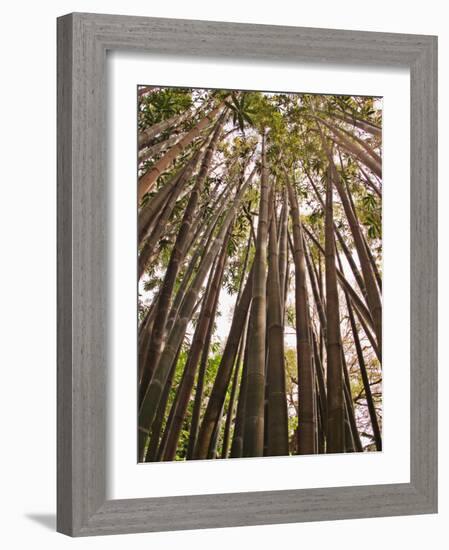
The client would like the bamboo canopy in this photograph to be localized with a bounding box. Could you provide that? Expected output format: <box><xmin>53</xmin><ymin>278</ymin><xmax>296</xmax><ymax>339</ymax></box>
<box><xmin>137</xmin><ymin>88</ymin><xmax>382</xmax><ymax>461</ymax></box>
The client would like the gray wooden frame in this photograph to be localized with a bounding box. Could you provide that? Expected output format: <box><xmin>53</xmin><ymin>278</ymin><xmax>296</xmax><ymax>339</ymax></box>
<box><xmin>57</xmin><ymin>12</ymin><xmax>438</xmax><ymax>537</ymax></box>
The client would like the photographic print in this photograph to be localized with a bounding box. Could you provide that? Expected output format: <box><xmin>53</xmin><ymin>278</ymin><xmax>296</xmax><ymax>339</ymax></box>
<box><xmin>137</xmin><ymin>87</ymin><xmax>382</xmax><ymax>463</ymax></box>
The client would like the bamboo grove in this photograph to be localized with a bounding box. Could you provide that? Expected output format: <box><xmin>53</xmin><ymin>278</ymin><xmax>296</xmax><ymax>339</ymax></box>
<box><xmin>137</xmin><ymin>87</ymin><xmax>382</xmax><ymax>461</ymax></box>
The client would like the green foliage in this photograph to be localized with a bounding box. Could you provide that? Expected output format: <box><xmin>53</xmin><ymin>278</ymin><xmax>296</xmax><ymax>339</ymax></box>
<box><xmin>168</xmin><ymin>348</ymin><xmax>225</xmax><ymax>461</ymax></box>
<box><xmin>139</xmin><ymin>88</ymin><xmax>192</xmax><ymax>129</ymax></box>
<box><xmin>359</xmin><ymin>193</ymin><xmax>382</xmax><ymax>239</ymax></box>
<box><xmin>225</xmin><ymin>93</ymin><xmax>258</xmax><ymax>132</ymax></box>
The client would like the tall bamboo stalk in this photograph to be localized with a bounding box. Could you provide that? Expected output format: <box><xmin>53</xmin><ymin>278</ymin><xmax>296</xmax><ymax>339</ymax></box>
<box><xmin>317</xmin><ymin>124</ymin><xmax>382</xmax><ymax>355</ymax></box>
<box><xmin>324</xmin><ymin>167</ymin><xmax>344</xmax><ymax>453</ymax></box>
<box><xmin>138</xmin><ymin>108</ymin><xmax>192</xmax><ymax>150</ymax></box>
<box><xmin>341</xmin><ymin>347</ymin><xmax>363</xmax><ymax>452</ymax></box>
<box><xmin>329</xmin><ymin>110</ymin><xmax>382</xmax><ymax>139</ymax></box>
<box><xmin>334</xmin><ymin>224</ymin><xmax>368</xmax><ymax>300</ymax></box>
<box><xmin>220</xmin><ymin>232</ymin><xmax>253</xmax><ymax>459</ymax></box>
<box><xmin>139</xmin><ymin>115</ymin><xmax>227</xmax><ymax>408</ymax></box>
<box><xmin>278</xmin><ymin>187</ymin><xmax>289</xmax><ymax>313</ymax></box>
<box><xmin>266</xmin><ymin>194</ymin><xmax>289</xmax><ymax>456</ymax></box>
<box><xmin>220</xmin><ymin>324</ymin><xmax>246</xmax><ymax>459</ymax></box>
<box><xmin>346</xmin><ymin>292</ymin><xmax>382</xmax><ymax>450</ymax></box>
<box><xmin>193</xmin><ymin>263</ymin><xmax>254</xmax><ymax>459</ymax></box>
<box><xmin>139</xmin><ymin>167</ymin><xmax>256</xmax><ymax>460</ymax></box>
<box><xmin>186</xmin><ymin>256</ymin><xmax>223</xmax><ymax>460</ymax></box>
<box><xmin>139</xmin><ymin>133</ymin><xmax>185</xmax><ymax>164</ymax></box>
<box><xmin>138</xmin><ymin>145</ymin><xmax>205</xmax><ymax>245</ymax></box>
<box><xmin>287</xmin><ymin>178</ymin><xmax>316</xmax><ymax>455</ymax></box>
<box><xmin>164</xmin><ymin>181</ymin><xmax>233</xmax><ymax>335</ymax></box>
<box><xmin>312</xmin><ymin>330</ymin><xmax>327</xmax><ymax>441</ymax></box>
<box><xmin>316</xmin><ymin>116</ymin><xmax>381</xmax><ymax>178</ymax></box>
<box><xmin>138</xmin><ymin>102</ymin><xmax>226</xmax><ymax>201</ymax></box>
<box><xmin>330</xmin><ymin>161</ymin><xmax>382</xmax><ymax>355</ymax></box>
<box><xmin>242</xmin><ymin>133</ymin><xmax>269</xmax><ymax>458</ymax></box>
<box><xmin>344</xmin><ymin>177</ymin><xmax>382</xmax><ymax>292</ymax></box>
<box><xmin>230</xmin><ymin>316</ymin><xmax>252</xmax><ymax>458</ymax></box>
<box><xmin>160</xmin><ymin>233</ymin><xmax>229</xmax><ymax>461</ymax></box>
<box><xmin>145</xmin><ymin>343</ymin><xmax>182</xmax><ymax>461</ymax></box>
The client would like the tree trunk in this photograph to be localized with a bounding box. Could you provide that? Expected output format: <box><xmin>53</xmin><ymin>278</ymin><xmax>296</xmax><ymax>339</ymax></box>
<box><xmin>193</xmin><ymin>263</ymin><xmax>254</xmax><ymax>459</ymax></box>
<box><xmin>287</xmin><ymin>180</ymin><xmax>316</xmax><ymax>455</ymax></box>
<box><xmin>302</xmin><ymin>164</ymin><xmax>369</xmax><ymax>302</ymax></box>
<box><xmin>330</xmin><ymin>120</ymin><xmax>381</xmax><ymax>164</ymax></box>
<box><xmin>220</xmin><ymin>231</ymin><xmax>253</xmax><ymax>459</ymax></box>
<box><xmin>278</xmin><ymin>187</ymin><xmax>289</xmax><ymax>314</ymax></box>
<box><xmin>242</xmin><ymin>133</ymin><xmax>270</xmax><ymax>458</ymax></box>
<box><xmin>344</xmin><ymin>178</ymin><xmax>382</xmax><ymax>292</ymax></box>
<box><xmin>138</xmin><ymin>162</ymin><xmax>200</xmax><ymax>278</ymax></box>
<box><xmin>324</xmin><ymin>167</ymin><xmax>345</xmax><ymax>454</ymax></box>
<box><xmin>326</xmin><ymin>153</ymin><xmax>382</xmax><ymax>355</ymax></box>
<box><xmin>230</xmin><ymin>318</ymin><xmax>251</xmax><ymax>458</ymax></box>
<box><xmin>316</xmin><ymin>117</ymin><xmax>381</xmax><ymax>179</ymax></box>
<box><xmin>334</xmin><ymin>225</ymin><xmax>368</xmax><ymax>300</ymax></box>
<box><xmin>359</xmin><ymin>164</ymin><xmax>382</xmax><ymax>197</ymax></box>
<box><xmin>165</xmin><ymin>179</ymin><xmax>236</xmax><ymax>334</ymax></box>
<box><xmin>144</xmin><ymin>344</ymin><xmax>181</xmax><ymax>461</ymax></box>
<box><xmin>303</xmin><ymin>226</ymin><xmax>375</xmax><ymax>335</ymax></box>
<box><xmin>341</xmin><ymin>346</ymin><xmax>363</xmax><ymax>452</ymax></box>
<box><xmin>139</xmin><ymin>133</ymin><xmax>186</xmax><ymax>164</ymax></box>
<box><xmin>138</xmin><ymin>108</ymin><xmax>192</xmax><ymax>150</ymax></box>
<box><xmin>155</xmin><ymin>260</ymin><xmax>217</xmax><ymax>461</ymax></box>
<box><xmin>221</xmin><ymin>324</ymin><xmax>246</xmax><ymax>459</ymax></box>
<box><xmin>138</xmin><ymin>299</ymin><xmax>159</xmax><ymax>382</ymax></box>
<box><xmin>352</xmin><ymin>300</ymin><xmax>381</xmax><ymax>363</ymax></box>
<box><xmin>346</xmin><ymin>293</ymin><xmax>382</xmax><ymax>450</ymax></box>
<box><xmin>138</xmin><ymin>145</ymin><xmax>204</xmax><ymax>244</ymax></box>
<box><xmin>337</xmin><ymin>271</ymin><xmax>374</xmax><ymax>330</ymax></box>
<box><xmin>138</xmin><ymin>102</ymin><xmax>225</xmax><ymax>201</ymax></box>
<box><xmin>266</xmin><ymin>194</ymin><xmax>289</xmax><ymax>456</ymax></box>
<box><xmin>139</xmin><ymin>167</ymin><xmax>256</xmax><ymax>460</ymax></box>
<box><xmin>304</xmin><ymin>237</ymin><xmax>327</xmax><ymax>339</ymax></box>
<box><xmin>185</xmin><ymin>256</ymin><xmax>224</xmax><ymax>460</ymax></box>
<box><xmin>139</xmin><ymin>115</ymin><xmax>227</xmax><ymax>407</ymax></box>
<box><xmin>312</xmin><ymin>330</ymin><xmax>327</xmax><ymax>441</ymax></box>
<box><xmin>330</xmin><ymin>111</ymin><xmax>382</xmax><ymax>139</ymax></box>
<box><xmin>160</xmin><ymin>234</ymin><xmax>229</xmax><ymax>461</ymax></box>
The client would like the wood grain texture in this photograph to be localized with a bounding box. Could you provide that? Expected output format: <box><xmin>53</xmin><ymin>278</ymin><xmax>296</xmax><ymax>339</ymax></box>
<box><xmin>57</xmin><ymin>12</ymin><xmax>438</xmax><ymax>536</ymax></box>
<box><xmin>57</xmin><ymin>14</ymin><xmax>74</xmax><ymax>536</ymax></box>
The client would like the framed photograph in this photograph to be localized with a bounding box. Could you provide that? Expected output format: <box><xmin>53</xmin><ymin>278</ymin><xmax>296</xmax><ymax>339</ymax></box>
<box><xmin>57</xmin><ymin>12</ymin><xmax>437</xmax><ymax>536</ymax></box>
